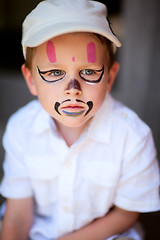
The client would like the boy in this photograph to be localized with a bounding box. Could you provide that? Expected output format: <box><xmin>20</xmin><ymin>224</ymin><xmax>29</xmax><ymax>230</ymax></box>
<box><xmin>0</xmin><ymin>0</ymin><xmax>159</xmax><ymax>240</ymax></box>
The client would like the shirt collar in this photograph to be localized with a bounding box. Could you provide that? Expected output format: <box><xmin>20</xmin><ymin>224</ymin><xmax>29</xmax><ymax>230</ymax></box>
<box><xmin>30</xmin><ymin>94</ymin><xmax>113</xmax><ymax>143</ymax></box>
<box><xmin>86</xmin><ymin>94</ymin><xmax>113</xmax><ymax>144</ymax></box>
<box><xmin>30</xmin><ymin>102</ymin><xmax>54</xmax><ymax>135</ymax></box>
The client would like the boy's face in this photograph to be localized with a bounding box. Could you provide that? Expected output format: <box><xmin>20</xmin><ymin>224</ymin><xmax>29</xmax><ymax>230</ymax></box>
<box><xmin>22</xmin><ymin>33</ymin><xmax>119</xmax><ymax>129</ymax></box>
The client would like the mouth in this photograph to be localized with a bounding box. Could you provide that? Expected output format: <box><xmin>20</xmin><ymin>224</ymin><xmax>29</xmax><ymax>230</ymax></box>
<box><xmin>61</xmin><ymin>105</ymin><xmax>85</xmax><ymax>117</ymax></box>
<box><xmin>54</xmin><ymin>99</ymin><xmax>93</xmax><ymax>117</ymax></box>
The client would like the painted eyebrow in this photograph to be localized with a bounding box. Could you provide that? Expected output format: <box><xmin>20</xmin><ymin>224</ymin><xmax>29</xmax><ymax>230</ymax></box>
<box><xmin>46</xmin><ymin>41</ymin><xmax>57</xmax><ymax>63</ymax></box>
<box><xmin>87</xmin><ymin>42</ymin><xmax>96</xmax><ymax>63</ymax></box>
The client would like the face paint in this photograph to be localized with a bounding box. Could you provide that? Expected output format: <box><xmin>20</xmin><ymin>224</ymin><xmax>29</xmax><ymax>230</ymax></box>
<box><xmin>72</xmin><ymin>57</ymin><xmax>75</xmax><ymax>62</ymax></box>
<box><xmin>37</xmin><ymin>66</ymin><xmax>66</xmax><ymax>83</ymax></box>
<box><xmin>87</xmin><ymin>42</ymin><xmax>96</xmax><ymax>63</ymax></box>
<box><xmin>54</xmin><ymin>102</ymin><xmax>61</xmax><ymax>115</ymax></box>
<box><xmin>62</xmin><ymin>109</ymin><xmax>85</xmax><ymax>117</ymax></box>
<box><xmin>84</xmin><ymin>101</ymin><xmax>93</xmax><ymax>116</ymax></box>
<box><xmin>46</xmin><ymin>41</ymin><xmax>56</xmax><ymax>63</ymax></box>
<box><xmin>76</xmin><ymin>99</ymin><xmax>85</xmax><ymax>103</ymax></box>
<box><xmin>54</xmin><ymin>99</ymin><xmax>93</xmax><ymax>117</ymax></box>
<box><xmin>79</xmin><ymin>66</ymin><xmax>104</xmax><ymax>84</ymax></box>
<box><xmin>65</xmin><ymin>79</ymin><xmax>82</xmax><ymax>91</ymax></box>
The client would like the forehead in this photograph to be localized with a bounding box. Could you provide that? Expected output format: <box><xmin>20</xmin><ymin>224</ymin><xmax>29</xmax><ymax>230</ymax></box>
<box><xmin>48</xmin><ymin>32</ymin><xmax>100</xmax><ymax>44</ymax></box>
<box><xmin>36</xmin><ymin>33</ymin><xmax>104</xmax><ymax>57</ymax></box>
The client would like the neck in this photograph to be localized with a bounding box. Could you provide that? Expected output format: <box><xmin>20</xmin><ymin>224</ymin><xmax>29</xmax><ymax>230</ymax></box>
<box><xmin>54</xmin><ymin>120</ymin><xmax>88</xmax><ymax>147</ymax></box>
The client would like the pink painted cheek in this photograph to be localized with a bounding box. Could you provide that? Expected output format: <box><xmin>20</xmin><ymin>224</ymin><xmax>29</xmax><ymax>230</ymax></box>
<box><xmin>46</xmin><ymin>41</ymin><xmax>56</xmax><ymax>63</ymax></box>
<box><xmin>87</xmin><ymin>42</ymin><xmax>96</xmax><ymax>63</ymax></box>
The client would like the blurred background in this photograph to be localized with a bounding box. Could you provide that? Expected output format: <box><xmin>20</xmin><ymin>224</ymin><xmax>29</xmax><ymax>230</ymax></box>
<box><xmin>0</xmin><ymin>0</ymin><xmax>160</xmax><ymax>239</ymax></box>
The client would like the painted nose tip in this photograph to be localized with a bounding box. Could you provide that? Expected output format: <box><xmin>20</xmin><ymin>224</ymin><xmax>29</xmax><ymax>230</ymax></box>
<box><xmin>65</xmin><ymin>79</ymin><xmax>82</xmax><ymax>95</ymax></box>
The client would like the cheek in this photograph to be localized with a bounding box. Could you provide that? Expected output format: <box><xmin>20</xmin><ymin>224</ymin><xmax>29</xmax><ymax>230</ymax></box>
<box><xmin>34</xmin><ymin>82</ymin><xmax>56</xmax><ymax>102</ymax></box>
<box><xmin>85</xmin><ymin>83</ymin><xmax>107</xmax><ymax>107</ymax></box>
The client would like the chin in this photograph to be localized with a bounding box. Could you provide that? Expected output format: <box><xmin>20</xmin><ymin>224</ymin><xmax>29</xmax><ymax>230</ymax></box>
<box><xmin>60</xmin><ymin>117</ymin><xmax>90</xmax><ymax>128</ymax></box>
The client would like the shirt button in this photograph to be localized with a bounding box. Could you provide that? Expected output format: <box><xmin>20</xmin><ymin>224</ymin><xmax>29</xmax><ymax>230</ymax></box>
<box><xmin>64</xmin><ymin>159</ymin><xmax>72</xmax><ymax>168</ymax></box>
<box><xmin>121</xmin><ymin>112</ymin><xmax>127</xmax><ymax>118</ymax></box>
<box><xmin>63</xmin><ymin>206</ymin><xmax>70</xmax><ymax>213</ymax></box>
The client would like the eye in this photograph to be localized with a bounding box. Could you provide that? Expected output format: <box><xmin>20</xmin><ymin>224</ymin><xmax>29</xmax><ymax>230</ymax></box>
<box><xmin>81</xmin><ymin>69</ymin><xmax>95</xmax><ymax>75</ymax></box>
<box><xmin>37</xmin><ymin>67</ymin><xmax>66</xmax><ymax>83</ymax></box>
<box><xmin>79</xmin><ymin>66</ymin><xmax>104</xmax><ymax>84</ymax></box>
<box><xmin>50</xmin><ymin>70</ymin><xmax>63</xmax><ymax>77</ymax></box>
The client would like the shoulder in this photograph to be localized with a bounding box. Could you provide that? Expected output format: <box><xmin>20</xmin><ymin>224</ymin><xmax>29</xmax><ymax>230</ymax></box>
<box><xmin>90</xmin><ymin>95</ymin><xmax>151</xmax><ymax>145</ymax></box>
<box><xmin>110</xmin><ymin>97</ymin><xmax>151</xmax><ymax>141</ymax></box>
<box><xmin>102</xmin><ymin>96</ymin><xmax>151</xmax><ymax>141</ymax></box>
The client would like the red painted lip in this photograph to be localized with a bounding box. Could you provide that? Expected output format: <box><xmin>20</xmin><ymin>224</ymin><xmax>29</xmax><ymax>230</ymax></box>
<box><xmin>62</xmin><ymin>106</ymin><xmax>85</xmax><ymax>112</ymax></box>
<box><xmin>63</xmin><ymin>105</ymin><xmax>84</xmax><ymax>109</ymax></box>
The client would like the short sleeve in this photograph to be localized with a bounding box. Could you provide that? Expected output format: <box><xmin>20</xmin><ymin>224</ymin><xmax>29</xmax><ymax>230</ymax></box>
<box><xmin>114</xmin><ymin>131</ymin><xmax>160</xmax><ymax>212</ymax></box>
<box><xmin>0</xmin><ymin>116</ymin><xmax>33</xmax><ymax>199</ymax></box>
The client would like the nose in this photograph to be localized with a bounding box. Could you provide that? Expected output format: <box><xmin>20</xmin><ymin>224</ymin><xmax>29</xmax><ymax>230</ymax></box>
<box><xmin>65</xmin><ymin>79</ymin><xmax>82</xmax><ymax>96</ymax></box>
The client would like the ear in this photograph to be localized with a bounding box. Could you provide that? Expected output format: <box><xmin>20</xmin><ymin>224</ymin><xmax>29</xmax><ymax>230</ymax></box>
<box><xmin>21</xmin><ymin>64</ymin><xmax>37</xmax><ymax>96</ymax></box>
<box><xmin>107</xmin><ymin>62</ymin><xmax>120</xmax><ymax>93</ymax></box>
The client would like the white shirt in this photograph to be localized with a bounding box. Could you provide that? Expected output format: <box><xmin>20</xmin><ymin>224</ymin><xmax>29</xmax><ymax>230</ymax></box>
<box><xmin>0</xmin><ymin>94</ymin><xmax>160</xmax><ymax>240</ymax></box>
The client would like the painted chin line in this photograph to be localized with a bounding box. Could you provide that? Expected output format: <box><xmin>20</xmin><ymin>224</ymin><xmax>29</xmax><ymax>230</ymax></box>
<box><xmin>62</xmin><ymin>109</ymin><xmax>85</xmax><ymax>117</ymax></box>
<box><xmin>54</xmin><ymin>100</ymin><xmax>93</xmax><ymax>117</ymax></box>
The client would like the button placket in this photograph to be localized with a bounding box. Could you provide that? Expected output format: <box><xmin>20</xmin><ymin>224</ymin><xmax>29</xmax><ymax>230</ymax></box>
<box><xmin>64</xmin><ymin>159</ymin><xmax>72</xmax><ymax>168</ymax></box>
<box><xmin>121</xmin><ymin>112</ymin><xmax>128</xmax><ymax>119</ymax></box>
<box><xmin>57</xmin><ymin>150</ymin><xmax>78</xmax><ymax>233</ymax></box>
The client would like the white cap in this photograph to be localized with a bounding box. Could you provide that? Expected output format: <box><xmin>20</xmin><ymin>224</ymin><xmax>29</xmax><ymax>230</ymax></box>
<box><xmin>22</xmin><ymin>0</ymin><xmax>121</xmax><ymax>58</ymax></box>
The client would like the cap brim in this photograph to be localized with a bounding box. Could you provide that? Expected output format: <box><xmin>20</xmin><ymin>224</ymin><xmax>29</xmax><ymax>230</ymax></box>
<box><xmin>22</xmin><ymin>21</ymin><xmax>121</xmax><ymax>56</ymax></box>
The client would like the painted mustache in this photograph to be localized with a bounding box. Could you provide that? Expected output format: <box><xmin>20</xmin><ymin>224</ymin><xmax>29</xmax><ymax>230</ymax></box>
<box><xmin>55</xmin><ymin>78</ymin><xmax>93</xmax><ymax>117</ymax></box>
<box><xmin>55</xmin><ymin>99</ymin><xmax>93</xmax><ymax>117</ymax></box>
